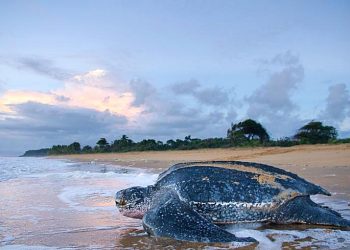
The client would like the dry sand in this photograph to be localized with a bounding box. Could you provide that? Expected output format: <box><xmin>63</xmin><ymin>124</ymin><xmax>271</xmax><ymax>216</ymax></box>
<box><xmin>51</xmin><ymin>144</ymin><xmax>350</xmax><ymax>199</ymax></box>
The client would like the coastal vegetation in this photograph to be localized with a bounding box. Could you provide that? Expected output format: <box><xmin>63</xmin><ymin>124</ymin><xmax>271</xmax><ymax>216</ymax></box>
<box><xmin>21</xmin><ymin>148</ymin><xmax>50</xmax><ymax>157</ymax></box>
<box><xmin>22</xmin><ymin>119</ymin><xmax>349</xmax><ymax>156</ymax></box>
<box><xmin>294</xmin><ymin>121</ymin><xmax>337</xmax><ymax>144</ymax></box>
<box><xmin>227</xmin><ymin>119</ymin><xmax>270</xmax><ymax>144</ymax></box>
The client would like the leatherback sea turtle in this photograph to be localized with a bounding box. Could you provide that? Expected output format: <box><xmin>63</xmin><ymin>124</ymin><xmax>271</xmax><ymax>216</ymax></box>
<box><xmin>115</xmin><ymin>161</ymin><xmax>350</xmax><ymax>243</ymax></box>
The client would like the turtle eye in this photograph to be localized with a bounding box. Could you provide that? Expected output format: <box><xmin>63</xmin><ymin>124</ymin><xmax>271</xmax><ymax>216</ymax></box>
<box><xmin>116</xmin><ymin>198</ymin><xmax>127</xmax><ymax>206</ymax></box>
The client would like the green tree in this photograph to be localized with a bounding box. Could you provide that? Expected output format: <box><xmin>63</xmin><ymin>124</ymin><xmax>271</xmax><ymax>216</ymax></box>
<box><xmin>68</xmin><ymin>142</ymin><xmax>81</xmax><ymax>153</ymax></box>
<box><xmin>137</xmin><ymin>139</ymin><xmax>158</xmax><ymax>151</ymax></box>
<box><xmin>96</xmin><ymin>138</ymin><xmax>109</xmax><ymax>151</ymax></box>
<box><xmin>112</xmin><ymin>135</ymin><xmax>134</xmax><ymax>151</ymax></box>
<box><xmin>166</xmin><ymin>139</ymin><xmax>176</xmax><ymax>149</ymax></box>
<box><xmin>49</xmin><ymin>145</ymin><xmax>69</xmax><ymax>155</ymax></box>
<box><xmin>227</xmin><ymin>119</ymin><xmax>270</xmax><ymax>144</ymax></box>
<box><xmin>82</xmin><ymin>145</ymin><xmax>92</xmax><ymax>153</ymax></box>
<box><xmin>294</xmin><ymin>121</ymin><xmax>337</xmax><ymax>144</ymax></box>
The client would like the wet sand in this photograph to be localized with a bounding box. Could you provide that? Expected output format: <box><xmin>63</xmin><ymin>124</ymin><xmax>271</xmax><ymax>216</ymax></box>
<box><xmin>51</xmin><ymin>144</ymin><xmax>350</xmax><ymax>197</ymax></box>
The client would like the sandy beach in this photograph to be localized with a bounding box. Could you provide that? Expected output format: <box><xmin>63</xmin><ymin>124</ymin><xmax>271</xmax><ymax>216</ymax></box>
<box><xmin>52</xmin><ymin>144</ymin><xmax>350</xmax><ymax>199</ymax></box>
<box><xmin>1</xmin><ymin>145</ymin><xmax>349</xmax><ymax>249</ymax></box>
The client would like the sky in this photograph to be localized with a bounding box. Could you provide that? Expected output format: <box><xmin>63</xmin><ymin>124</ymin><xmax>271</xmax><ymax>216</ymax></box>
<box><xmin>0</xmin><ymin>0</ymin><xmax>349</xmax><ymax>155</ymax></box>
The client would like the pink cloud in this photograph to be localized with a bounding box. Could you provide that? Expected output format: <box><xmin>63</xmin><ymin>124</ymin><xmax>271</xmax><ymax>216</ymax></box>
<box><xmin>0</xmin><ymin>69</ymin><xmax>143</xmax><ymax>121</ymax></box>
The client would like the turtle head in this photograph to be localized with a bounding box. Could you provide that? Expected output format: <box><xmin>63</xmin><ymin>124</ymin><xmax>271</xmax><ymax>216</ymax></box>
<box><xmin>115</xmin><ymin>186</ymin><xmax>153</xmax><ymax>219</ymax></box>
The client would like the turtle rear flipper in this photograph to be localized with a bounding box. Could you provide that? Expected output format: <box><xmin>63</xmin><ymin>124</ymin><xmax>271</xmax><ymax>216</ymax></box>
<box><xmin>142</xmin><ymin>189</ymin><xmax>257</xmax><ymax>244</ymax></box>
<box><xmin>274</xmin><ymin>196</ymin><xmax>350</xmax><ymax>227</ymax></box>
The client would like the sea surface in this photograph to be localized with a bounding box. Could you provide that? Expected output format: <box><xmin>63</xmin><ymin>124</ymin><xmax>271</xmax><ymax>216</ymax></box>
<box><xmin>0</xmin><ymin>157</ymin><xmax>349</xmax><ymax>249</ymax></box>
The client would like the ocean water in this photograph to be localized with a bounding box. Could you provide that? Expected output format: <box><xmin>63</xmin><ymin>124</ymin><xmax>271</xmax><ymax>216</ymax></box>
<box><xmin>0</xmin><ymin>157</ymin><xmax>349</xmax><ymax>249</ymax></box>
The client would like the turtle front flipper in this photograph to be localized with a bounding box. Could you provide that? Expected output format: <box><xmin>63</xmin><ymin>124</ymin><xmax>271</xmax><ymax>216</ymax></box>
<box><xmin>142</xmin><ymin>189</ymin><xmax>257</xmax><ymax>244</ymax></box>
<box><xmin>274</xmin><ymin>196</ymin><xmax>350</xmax><ymax>227</ymax></box>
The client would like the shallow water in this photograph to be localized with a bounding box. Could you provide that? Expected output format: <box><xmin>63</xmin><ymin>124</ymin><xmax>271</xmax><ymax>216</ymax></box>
<box><xmin>0</xmin><ymin>157</ymin><xmax>349</xmax><ymax>249</ymax></box>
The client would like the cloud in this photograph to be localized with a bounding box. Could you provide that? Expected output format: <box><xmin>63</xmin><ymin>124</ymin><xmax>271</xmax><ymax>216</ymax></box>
<box><xmin>55</xmin><ymin>95</ymin><xmax>70</xmax><ymax>102</ymax></box>
<box><xmin>195</xmin><ymin>86</ymin><xmax>230</xmax><ymax>106</ymax></box>
<box><xmin>246</xmin><ymin>52</ymin><xmax>305</xmax><ymax>137</ymax></box>
<box><xmin>246</xmin><ymin>65</ymin><xmax>303</xmax><ymax>116</ymax></box>
<box><xmin>129</xmin><ymin>79</ymin><xmax>157</xmax><ymax>107</ymax></box>
<box><xmin>171</xmin><ymin>79</ymin><xmax>230</xmax><ymax>106</ymax></box>
<box><xmin>15</xmin><ymin>57</ymin><xmax>74</xmax><ymax>80</ymax></box>
<box><xmin>321</xmin><ymin>83</ymin><xmax>350</xmax><ymax>121</ymax></box>
<box><xmin>1</xmin><ymin>57</ymin><xmax>237</xmax><ymax>145</ymax></box>
<box><xmin>171</xmin><ymin>79</ymin><xmax>200</xmax><ymax>95</ymax></box>
<box><xmin>319</xmin><ymin>83</ymin><xmax>350</xmax><ymax>136</ymax></box>
<box><xmin>136</xmin><ymin>107</ymin><xmax>226</xmax><ymax>139</ymax></box>
<box><xmin>339</xmin><ymin>117</ymin><xmax>350</xmax><ymax>133</ymax></box>
<box><xmin>2</xmin><ymin>101</ymin><xmax>126</xmax><ymax>134</ymax></box>
<box><xmin>108</xmin><ymin>77</ymin><xmax>236</xmax><ymax>139</ymax></box>
<box><xmin>0</xmin><ymin>69</ymin><xmax>143</xmax><ymax>119</ymax></box>
<box><xmin>56</xmin><ymin>83</ymin><xmax>141</xmax><ymax>118</ymax></box>
<box><xmin>225</xmin><ymin>108</ymin><xmax>238</xmax><ymax>123</ymax></box>
<box><xmin>126</xmin><ymin>79</ymin><xmax>230</xmax><ymax>139</ymax></box>
<box><xmin>73</xmin><ymin>69</ymin><xmax>106</xmax><ymax>81</ymax></box>
<box><xmin>0</xmin><ymin>90</ymin><xmax>58</xmax><ymax>113</ymax></box>
<box><xmin>0</xmin><ymin>67</ymin><xmax>154</xmax><ymax>154</ymax></box>
<box><xmin>71</xmin><ymin>69</ymin><xmax>114</xmax><ymax>87</ymax></box>
<box><xmin>144</xmin><ymin>113</ymin><xmax>208</xmax><ymax>137</ymax></box>
<box><xmin>0</xmin><ymin>102</ymin><xmax>128</xmax><ymax>154</ymax></box>
<box><xmin>130</xmin><ymin>94</ymin><xmax>203</xmax><ymax>137</ymax></box>
<box><xmin>5</xmin><ymin>52</ymin><xmax>336</xmax><ymax>151</ymax></box>
<box><xmin>259</xmin><ymin>50</ymin><xmax>300</xmax><ymax>67</ymax></box>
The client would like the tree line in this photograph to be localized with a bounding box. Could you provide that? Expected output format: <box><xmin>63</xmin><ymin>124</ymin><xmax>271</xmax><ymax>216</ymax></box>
<box><xmin>22</xmin><ymin>119</ymin><xmax>349</xmax><ymax>156</ymax></box>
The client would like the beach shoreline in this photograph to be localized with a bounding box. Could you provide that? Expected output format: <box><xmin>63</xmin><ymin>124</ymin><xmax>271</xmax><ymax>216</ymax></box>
<box><xmin>3</xmin><ymin>145</ymin><xmax>349</xmax><ymax>249</ymax></box>
<box><xmin>50</xmin><ymin>144</ymin><xmax>350</xmax><ymax>198</ymax></box>
<box><xmin>50</xmin><ymin>144</ymin><xmax>350</xmax><ymax>168</ymax></box>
